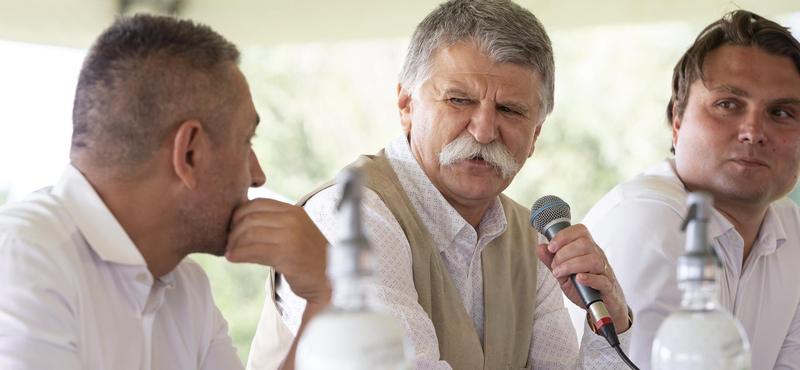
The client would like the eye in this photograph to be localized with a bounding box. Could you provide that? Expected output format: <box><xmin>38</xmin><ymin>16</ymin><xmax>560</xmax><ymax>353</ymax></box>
<box><xmin>770</xmin><ymin>109</ymin><xmax>794</xmax><ymax>119</ymax></box>
<box><xmin>498</xmin><ymin>106</ymin><xmax>519</xmax><ymax>115</ymax></box>
<box><xmin>717</xmin><ymin>101</ymin><xmax>739</xmax><ymax>109</ymax></box>
<box><xmin>450</xmin><ymin>97</ymin><xmax>470</xmax><ymax>104</ymax></box>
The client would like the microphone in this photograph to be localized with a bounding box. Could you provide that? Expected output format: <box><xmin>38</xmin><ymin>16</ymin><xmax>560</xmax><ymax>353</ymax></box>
<box><xmin>530</xmin><ymin>195</ymin><xmax>620</xmax><ymax>348</ymax></box>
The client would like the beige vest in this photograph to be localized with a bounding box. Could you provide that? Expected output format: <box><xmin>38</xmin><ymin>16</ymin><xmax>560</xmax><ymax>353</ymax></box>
<box><xmin>299</xmin><ymin>150</ymin><xmax>539</xmax><ymax>370</ymax></box>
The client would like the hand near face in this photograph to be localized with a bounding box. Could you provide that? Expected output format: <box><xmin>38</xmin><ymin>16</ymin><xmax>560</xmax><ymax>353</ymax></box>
<box><xmin>225</xmin><ymin>198</ymin><xmax>331</xmax><ymax>305</ymax></box>
<box><xmin>535</xmin><ymin>224</ymin><xmax>630</xmax><ymax>333</ymax></box>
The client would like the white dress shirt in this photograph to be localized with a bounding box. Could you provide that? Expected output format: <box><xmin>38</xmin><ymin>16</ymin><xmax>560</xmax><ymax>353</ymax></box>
<box><xmin>582</xmin><ymin>158</ymin><xmax>800</xmax><ymax>370</ymax></box>
<box><xmin>265</xmin><ymin>136</ymin><xmax>631</xmax><ymax>369</ymax></box>
<box><xmin>0</xmin><ymin>165</ymin><xmax>244</xmax><ymax>370</ymax></box>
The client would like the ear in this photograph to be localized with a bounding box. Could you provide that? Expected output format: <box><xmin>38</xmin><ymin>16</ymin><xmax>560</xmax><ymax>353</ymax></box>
<box><xmin>172</xmin><ymin>119</ymin><xmax>205</xmax><ymax>190</ymax></box>
<box><xmin>398</xmin><ymin>83</ymin><xmax>413</xmax><ymax>134</ymax></box>
<box><xmin>671</xmin><ymin>104</ymin><xmax>682</xmax><ymax>150</ymax></box>
<box><xmin>527</xmin><ymin>122</ymin><xmax>544</xmax><ymax>158</ymax></box>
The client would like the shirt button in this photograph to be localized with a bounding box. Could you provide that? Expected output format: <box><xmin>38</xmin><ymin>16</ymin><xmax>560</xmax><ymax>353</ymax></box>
<box><xmin>136</xmin><ymin>273</ymin><xmax>148</xmax><ymax>282</ymax></box>
<box><xmin>730</xmin><ymin>234</ymin><xmax>739</xmax><ymax>242</ymax></box>
<box><xmin>589</xmin><ymin>350</ymin><xmax>600</xmax><ymax>359</ymax></box>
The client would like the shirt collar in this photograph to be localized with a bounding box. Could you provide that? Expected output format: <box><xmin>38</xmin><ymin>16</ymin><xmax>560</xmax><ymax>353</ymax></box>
<box><xmin>758</xmin><ymin>204</ymin><xmax>788</xmax><ymax>253</ymax></box>
<box><xmin>384</xmin><ymin>136</ymin><xmax>507</xmax><ymax>252</ymax></box>
<box><xmin>51</xmin><ymin>164</ymin><xmax>147</xmax><ymax>266</ymax></box>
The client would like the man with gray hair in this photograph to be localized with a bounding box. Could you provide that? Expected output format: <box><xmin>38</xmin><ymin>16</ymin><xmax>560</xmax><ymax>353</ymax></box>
<box><xmin>250</xmin><ymin>0</ymin><xmax>634</xmax><ymax>368</ymax></box>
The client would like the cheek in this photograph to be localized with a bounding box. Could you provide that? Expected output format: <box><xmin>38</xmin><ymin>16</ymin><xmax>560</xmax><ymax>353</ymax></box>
<box><xmin>502</xmin><ymin>124</ymin><xmax>535</xmax><ymax>153</ymax></box>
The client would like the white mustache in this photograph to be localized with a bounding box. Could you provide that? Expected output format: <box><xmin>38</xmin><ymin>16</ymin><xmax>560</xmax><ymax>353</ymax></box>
<box><xmin>438</xmin><ymin>135</ymin><xmax>519</xmax><ymax>179</ymax></box>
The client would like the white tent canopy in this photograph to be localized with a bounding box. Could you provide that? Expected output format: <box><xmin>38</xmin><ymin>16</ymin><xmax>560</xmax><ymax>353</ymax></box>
<box><xmin>2</xmin><ymin>0</ymin><xmax>799</xmax><ymax>49</ymax></box>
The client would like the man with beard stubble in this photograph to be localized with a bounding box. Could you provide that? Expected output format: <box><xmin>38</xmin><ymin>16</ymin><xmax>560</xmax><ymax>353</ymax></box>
<box><xmin>0</xmin><ymin>15</ymin><xmax>329</xmax><ymax>370</ymax></box>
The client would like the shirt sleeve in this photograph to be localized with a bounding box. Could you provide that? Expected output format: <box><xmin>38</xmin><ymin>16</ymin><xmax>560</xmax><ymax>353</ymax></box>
<box><xmin>0</xmin><ymin>237</ymin><xmax>82</xmax><ymax>370</ymax></box>
<box><xmin>529</xmin><ymin>254</ymin><xmax>633</xmax><ymax>370</ymax></box>
<box><xmin>585</xmin><ymin>198</ymin><xmax>686</xmax><ymax>368</ymax></box>
<box><xmin>275</xmin><ymin>185</ymin><xmax>454</xmax><ymax>370</ymax></box>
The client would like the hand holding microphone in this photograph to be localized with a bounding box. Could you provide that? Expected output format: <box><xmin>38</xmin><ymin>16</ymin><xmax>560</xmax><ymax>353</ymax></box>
<box><xmin>530</xmin><ymin>196</ymin><xmax>630</xmax><ymax>340</ymax></box>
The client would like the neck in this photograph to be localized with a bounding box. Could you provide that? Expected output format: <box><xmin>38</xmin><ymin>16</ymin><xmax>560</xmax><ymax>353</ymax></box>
<box><xmin>713</xmin><ymin>199</ymin><xmax>767</xmax><ymax>265</ymax></box>
<box><xmin>85</xmin><ymin>171</ymin><xmax>184</xmax><ymax>279</ymax></box>
<box><xmin>446</xmin><ymin>196</ymin><xmax>492</xmax><ymax>229</ymax></box>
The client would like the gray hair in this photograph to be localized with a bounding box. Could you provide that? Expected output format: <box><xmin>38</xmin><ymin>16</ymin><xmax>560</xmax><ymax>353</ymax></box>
<box><xmin>72</xmin><ymin>14</ymin><xmax>241</xmax><ymax>173</ymax></box>
<box><xmin>399</xmin><ymin>0</ymin><xmax>555</xmax><ymax>123</ymax></box>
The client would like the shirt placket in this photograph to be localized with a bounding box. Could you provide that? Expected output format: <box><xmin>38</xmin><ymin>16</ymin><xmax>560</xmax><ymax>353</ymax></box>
<box><xmin>715</xmin><ymin>232</ymin><xmax>742</xmax><ymax>311</ymax></box>
<box><xmin>131</xmin><ymin>269</ymin><xmax>166</xmax><ymax>370</ymax></box>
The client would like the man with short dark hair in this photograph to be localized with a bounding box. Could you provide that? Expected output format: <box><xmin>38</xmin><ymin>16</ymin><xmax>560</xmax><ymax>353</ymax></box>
<box><xmin>251</xmin><ymin>1</ymin><xmax>634</xmax><ymax>369</ymax></box>
<box><xmin>0</xmin><ymin>15</ymin><xmax>329</xmax><ymax>370</ymax></box>
<box><xmin>583</xmin><ymin>10</ymin><xmax>800</xmax><ymax>369</ymax></box>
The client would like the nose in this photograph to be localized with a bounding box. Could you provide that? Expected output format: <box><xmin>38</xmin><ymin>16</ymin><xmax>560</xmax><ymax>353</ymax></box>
<box><xmin>249</xmin><ymin>149</ymin><xmax>267</xmax><ymax>188</ymax></box>
<box><xmin>467</xmin><ymin>101</ymin><xmax>498</xmax><ymax>144</ymax></box>
<box><xmin>738</xmin><ymin>111</ymin><xmax>766</xmax><ymax>145</ymax></box>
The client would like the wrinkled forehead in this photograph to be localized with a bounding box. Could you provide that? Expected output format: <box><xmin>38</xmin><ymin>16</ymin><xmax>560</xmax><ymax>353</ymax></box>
<box><xmin>422</xmin><ymin>43</ymin><xmax>540</xmax><ymax>92</ymax></box>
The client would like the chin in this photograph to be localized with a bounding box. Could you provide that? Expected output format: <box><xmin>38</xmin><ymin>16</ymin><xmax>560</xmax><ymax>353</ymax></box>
<box><xmin>453</xmin><ymin>182</ymin><xmax>504</xmax><ymax>201</ymax></box>
<box><xmin>207</xmin><ymin>244</ymin><xmax>227</xmax><ymax>257</ymax></box>
<box><xmin>714</xmin><ymin>181</ymin><xmax>772</xmax><ymax>205</ymax></box>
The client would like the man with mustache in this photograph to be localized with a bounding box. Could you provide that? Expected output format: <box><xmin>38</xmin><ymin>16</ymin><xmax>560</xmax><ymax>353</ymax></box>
<box><xmin>250</xmin><ymin>1</ymin><xmax>633</xmax><ymax>368</ymax></box>
<box><xmin>582</xmin><ymin>10</ymin><xmax>800</xmax><ymax>369</ymax></box>
<box><xmin>0</xmin><ymin>15</ymin><xmax>329</xmax><ymax>370</ymax></box>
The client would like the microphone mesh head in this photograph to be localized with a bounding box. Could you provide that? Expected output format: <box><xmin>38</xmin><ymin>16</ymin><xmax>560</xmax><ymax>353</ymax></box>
<box><xmin>530</xmin><ymin>195</ymin><xmax>571</xmax><ymax>233</ymax></box>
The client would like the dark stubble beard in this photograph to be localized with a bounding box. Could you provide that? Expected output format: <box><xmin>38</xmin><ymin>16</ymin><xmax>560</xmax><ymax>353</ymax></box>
<box><xmin>173</xmin><ymin>199</ymin><xmax>232</xmax><ymax>257</ymax></box>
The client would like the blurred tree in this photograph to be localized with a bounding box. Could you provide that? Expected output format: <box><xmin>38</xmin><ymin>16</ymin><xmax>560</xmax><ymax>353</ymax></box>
<box><xmin>0</xmin><ymin>187</ymin><xmax>8</xmax><ymax>206</ymax></box>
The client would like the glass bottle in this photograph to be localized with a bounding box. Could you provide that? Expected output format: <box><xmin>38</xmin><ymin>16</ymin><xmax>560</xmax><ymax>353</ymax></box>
<box><xmin>651</xmin><ymin>192</ymin><xmax>751</xmax><ymax>370</ymax></box>
<box><xmin>296</xmin><ymin>169</ymin><xmax>410</xmax><ymax>370</ymax></box>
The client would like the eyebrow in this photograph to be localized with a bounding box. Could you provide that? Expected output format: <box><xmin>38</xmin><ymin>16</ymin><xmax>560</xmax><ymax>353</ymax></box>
<box><xmin>773</xmin><ymin>98</ymin><xmax>800</xmax><ymax>107</ymax></box>
<box><xmin>443</xmin><ymin>88</ymin><xmax>472</xmax><ymax>98</ymax></box>
<box><xmin>710</xmin><ymin>85</ymin><xmax>749</xmax><ymax>97</ymax></box>
<box><xmin>709</xmin><ymin>85</ymin><xmax>800</xmax><ymax>107</ymax></box>
<box><xmin>444</xmin><ymin>87</ymin><xmax>531</xmax><ymax>115</ymax></box>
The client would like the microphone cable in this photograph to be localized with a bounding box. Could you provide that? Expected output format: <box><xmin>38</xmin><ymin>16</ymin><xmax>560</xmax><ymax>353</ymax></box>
<box><xmin>614</xmin><ymin>344</ymin><xmax>639</xmax><ymax>370</ymax></box>
<box><xmin>596</xmin><ymin>320</ymin><xmax>639</xmax><ymax>370</ymax></box>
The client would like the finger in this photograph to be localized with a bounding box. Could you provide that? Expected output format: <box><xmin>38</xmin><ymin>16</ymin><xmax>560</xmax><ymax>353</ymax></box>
<box><xmin>552</xmin><ymin>253</ymin><xmax>604</xmax><ymax>279</ymax></box>
<box><xmin>551</xmin><ymin>237</ymin><xmax>597</xmax><ymax>267</ymax></box>
<box><xmin>225</xmin><ymin>242</ymin><xmax>281</xmax><ymax>265</ymax></box>
<box><xmin>228</xmin><ymin>211</ymin><xmax>295</xmax><ymax>244</ymax></box>
<box><xmin>230</xmin><ymin>198</ymin><xmax>294</xmax><ymax>227</ymax></box>
<box><xmin>547</xmin><ymin>223</ymin><xmax>592</xmax><ymax>253</ymax></box>
<box><xmin>536</xmin><ymin>243</ymin><xmax>555</xmax><ymax>272</ymax></box>
<box><xmin>226</xmin><ymin>225</ymin><xmax>285</xmax><ymax>253</ymax></box>
<box><xmin>574</xmin><ymin>272</ymin><xmax>613</xmax><ymax>295</ymax></box>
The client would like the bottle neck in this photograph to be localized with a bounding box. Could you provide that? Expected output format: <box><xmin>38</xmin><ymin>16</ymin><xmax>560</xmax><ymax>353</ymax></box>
<box><xmin>331</xmin><ymin>275</ymin><xmax>368</xmax><ymax>311</ymax></box>
<box><xmin>679</xmin><ymin>280</ymin><xmax>720</xmax><ymax>311</ymax></box>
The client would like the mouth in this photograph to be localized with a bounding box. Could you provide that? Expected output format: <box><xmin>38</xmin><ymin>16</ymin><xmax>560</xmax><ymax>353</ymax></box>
<box><xmin>731</xmin><ymin>157</ymin><xmax>768</xmax><ymax>168</ymax></box>
<box><xmin>466</xmin><ymin>155</ymin><xmax>489</xmax><ymax>165</ymax></box>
